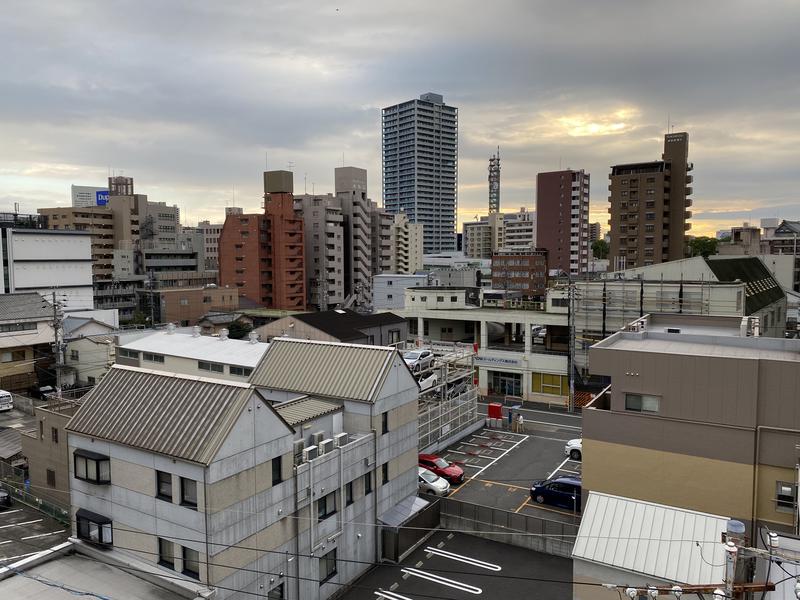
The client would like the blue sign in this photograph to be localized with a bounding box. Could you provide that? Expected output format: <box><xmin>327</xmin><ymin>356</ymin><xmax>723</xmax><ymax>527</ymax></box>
<box><xmin>96</xmin><ymin>190</ymin><xmax>109</xmax><ymax>206</ymax></box>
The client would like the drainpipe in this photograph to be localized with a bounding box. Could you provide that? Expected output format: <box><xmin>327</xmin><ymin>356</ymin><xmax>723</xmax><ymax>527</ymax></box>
<box><xmin>203</xmin><ymin>469</ymin><xmax>210</xmax><ymax>588</ymax></box>
<box><xmin>293</xmin><ymin>463</ymin><xmax>300</xmax><ymax>600</ymax></box>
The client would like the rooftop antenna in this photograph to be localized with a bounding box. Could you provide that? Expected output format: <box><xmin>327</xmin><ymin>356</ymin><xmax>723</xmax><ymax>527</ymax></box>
<box><xmin>304</xmin><ymin>173</ymin><xmax>308</xmax><ymax>194</ymax></box>
<box><xmin>265</xmin><ymin>151</ymin><xmax>268</xmax><ymax>171</ymax></box>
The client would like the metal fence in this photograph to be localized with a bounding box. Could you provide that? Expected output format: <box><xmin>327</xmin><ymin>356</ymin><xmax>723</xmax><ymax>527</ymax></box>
<box><xmin>439</xmin><ymin>496</ymin><xmax>578</xmax><ymax>558</ymax></box>
<box><xmin>418</xmin><ymin>387</ymin><xmax>479</xmax><ymax>451</ymax></box>
<box><xmin>0</xmin><ymin>461</ymin><xmax>70</xmax><ymax>525</ymax></box>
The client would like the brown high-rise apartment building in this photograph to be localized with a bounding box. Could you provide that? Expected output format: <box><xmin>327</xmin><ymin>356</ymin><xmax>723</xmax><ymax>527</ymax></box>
<box><xmin>536</xmin><ymin>169</ymin><xmax>590</xmax><ymax>276</ymax></box>
<box><xmin>218</xmin><ymin>170</ymin><xmax>305</xmax><ymax>310</ymax></box>
<box><xmin>491</xmin><ymin>249</ymin><xmax>548</xmax><ymax>299</ymax></box>
<box><xmin>608</xmin><ymin>132</ymin><xmax>693</xmax><ymax>269</ymax></box>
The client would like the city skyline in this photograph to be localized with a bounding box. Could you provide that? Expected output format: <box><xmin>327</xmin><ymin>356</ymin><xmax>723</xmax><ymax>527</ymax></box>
<box><xmin>1</xmin><ymin>1</ymin><xmax>799</xmax><ymax>237</ymax></box>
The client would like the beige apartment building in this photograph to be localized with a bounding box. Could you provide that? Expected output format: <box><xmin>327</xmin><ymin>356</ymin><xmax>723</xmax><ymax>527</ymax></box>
<box><xmin>584</xmin><ymin>313</ymin><xmax>800</xmax><ymax>534</ymax></box>
<box><xmin>389</xmin><ymin>212</ymin><xmax>424</xmax><ymax>274</ymax></box>
<box><xmin>608</xmin><ymin>132</ymin><xmax>693</xmax><ymax>269</ymax></box>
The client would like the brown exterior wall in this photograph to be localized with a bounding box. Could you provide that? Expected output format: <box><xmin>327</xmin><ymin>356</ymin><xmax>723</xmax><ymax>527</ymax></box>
<box><xmin>159</xmin><ymin>286</ymin><xmax>239</xmax><ymax>326</ymax></box>
<box><xmin>536</xmin><ymin>169</ymin><xmax>589</xmax><ymax>275</ymax></box>
<box><xmin>490</xmin><ymin>251</ymin><xmax>548</xmax><ymax>298</ymax></box>
<box><xmin>39</xmin><ymin>207</ymin><xmax>117</xmax><ymax>281</ymax></box>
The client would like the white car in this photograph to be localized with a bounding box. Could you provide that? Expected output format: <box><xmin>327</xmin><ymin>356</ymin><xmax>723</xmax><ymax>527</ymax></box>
<box><xmin>418</xmin><ymin>466</ymin><xmax>450</xmax><ymax>497</ymax></box>
<box><xmin>0</xmin><ymin>390</ymin><xmax>13</xmax><ymax>413</ymax></box>
<box><xmin>403</xmin><ymin>350</ymin><xmax>434</xmax><ymax>373</ymax></box>
<box><xmin>564</xmin><ymin>438</ymin><xmax>582</xmax><ymax>461</ymax></box>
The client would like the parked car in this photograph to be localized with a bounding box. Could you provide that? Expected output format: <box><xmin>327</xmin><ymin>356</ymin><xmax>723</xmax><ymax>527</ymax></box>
<box><xmin>564</xmin><ymin>438</ymin><xmax>582</xmax><ymax>460</ymax></box>
<box><xmin>0</xmin><ymin>390</ymin><xmax>13</xmax><ymax>412</ymax></box>
<box><xmin>530</xmin><ymin>476</ymin><xmax>581</xmax><ymax>512</ymax></box>
<box><xmin>0</xmin><ymin>489</ymin><xmax>11</xmax><ymax>508</ymax></box>
<box><xmin>403</xmin><ymin>350</ymin><xmax>434</xmax><ymax>373</ymax></box>
<box><xmin>419</xmin><ymin>454</ymin><xmax>464</xmax><ymax>485</ymax></box>
<box><xmin>418</xmin><ymin>466</ymin><xmax>450</xmax><ymax>497</ymax></box>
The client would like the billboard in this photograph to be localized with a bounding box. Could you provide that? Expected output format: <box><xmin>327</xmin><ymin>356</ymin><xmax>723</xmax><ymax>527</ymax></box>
<box><xmin>96</xmin><ymin>190</ymin><xmax>109</xmax><ymax>206</ymax></box>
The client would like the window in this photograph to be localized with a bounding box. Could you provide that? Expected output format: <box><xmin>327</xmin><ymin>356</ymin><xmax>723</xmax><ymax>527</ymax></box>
<box><xmin>382</xmin><ymin>463</ymin><xmax>389</xmax><ymax>485</ymax></box>
<box><xmin>645</xmin><ymin>224</ymin><xmax>655</xmax><ymax>233</ymax></box>
<box><xmin>46</xmin><ymin>469</ymin><xmax>56</xmax><ymax>488</ymax></box>
<box><xmin>157</xmin><ymin>471</ymin><xmax>172</xmax><ymax>501</ymax></box>
<box><xmin>625</xmin><ymin>393</ymin><xmax>660</xmax><ymax>414</ymax></box>
<box><xmin>179</xmin><ymin>298</ymin><xmax>189</xmax><ymax>306</ymax></box>
<box><xmin>346</xmin><ymin>481</ymin><xmax>354</xmax><ymax>506</ymax></box>
<box><xmin>143</xmin><ymin>352</ymin><xmax>165</xmax><ymax>364</ymax></box>
<box><xmin>181</xmin><ymin>477</ymin><xmax>197</xmax><ymax>508</ymax></box>
<box><xmin>229</xmin><ymin>365</ymin><xmax>253</xmax><ymax>377</ymax></box>
<box><xmin>0</xmin><ymin>322</ymin><xmax>36</xmax><ymax>333</ymax></box>
<box><xmin>319</xmin><ymin>548</ymin><xmax>337</xmax><ymax>584</ymax></box>
<box><xmin>183</xmin><ymin>547</ymin><xmax>200</xmax><ymax>579</ymax></box>
<box><xmin>364</xmin><ymin>472</ymin><xmax>372</xmax><ymax>496</ymax></box>
<box><xmin>74</xmin><ymin>449</ymin><xmax>111</xmax><ymax>484</ymax></box>
<box><xmin>777</xmin><ymin>482</ymin><xmax>796</xmax><ymax>513</ymax></box>
<box><xmin>51</xmin><ymin>427</ymin><xmax>58</xmax><ymax>444</ymax></box>
<box><xmin>388</xmin><ymin>329</ymin><xmax>400</xmax><ymax>344</ymax></box>
<box><xmin>645</xmin><ymin>212</ymin><xmax>655</xmax><ymax>221</ymax></box>
<box><xmin>317</xmin><ymin>491</ymin><xmax>337</xmax><ymax>521</ymax></box>
<box><xmin>272</xmin><ymin>456</ymin><xmax>283</xmax><ymax>486</ymax></box>
<box><xmin>1</xmin><ymin>350</ymin><xmax>26</xmax><ymax>363</ymax></box>
<box><xmin>382</xmin><ymin>412</ymin><xmax>389</xmax><ymax>435</ymax></box>
<box><xmin>70</xmin><ymin>349</ymin><xmax>79</xmax><ymax>361</ymax></box>
<box><xmin>198</xmin><ymin>361</ymin><xmax>224</xmax><ymax>373</ymax></box>
<box><xmin>118</xmin><ymin>348</ymin><xmax>139</xmax><ymax>359</ymax></box>
<box><xmin>76</xmin><ymin>509</ymin><xmax>113</xmax><ymax>546</ymax></box>
<box><xmin>159</xmin><ymin>538</ymin><xmax>175</xmax><ymax>569</ymax></box>
<box><xmin>267</xmin><ymin>584</ymin><xmax>285</xmax><ymax>599</ymax></box>
<box><xmin>532</xmin><ymin>372</ymin><xmax>568</xmax><ymax>396</ymax></box>
<box><xmin>450</xmin><ymin>296</ymin><xmax>458</xmax><ymax>302</ymax></box>
<box><xmin>436</xmin><ymin>296</ymin><xmax>444</xmax><ymax>302</ymax></box>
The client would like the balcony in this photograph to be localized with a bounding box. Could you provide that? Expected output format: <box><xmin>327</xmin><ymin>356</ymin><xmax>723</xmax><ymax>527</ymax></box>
<box><xmin>685</xmin><ymin>211</ymin><xmax>692</xmax><ymax>219</ymax></box>
<box><xmin>685</xmin><ymin>174</ymin><xmax>693</xmax><ymax>184</ymax></box>
<box><xmin>685</xmin><ymin>198</ymin><xmax>692</xmax><ymax>207</ymax></box>
<box><xmin>685</xmin><ymin>186</ymin><xmax>693</xmax><ymax>196</ymax></box>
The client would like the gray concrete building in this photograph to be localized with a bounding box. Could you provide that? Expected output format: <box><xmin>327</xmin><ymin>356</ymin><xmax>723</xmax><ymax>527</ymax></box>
<box><xmin>335</xmin><ymin>167</ymin><xmax>373</xmax><ymax>305</ymax></box>
<box><xmin>382</xmin><ymin>93</ymin><xmax>458</xmax><ymax>253</ymax></box>
<box><xmin>372</xmin><ymin>273</ymin><xmax>429</xmax><ymax>310</ymax></box>
<box><xmin>66</xmin><ymin>338</ymin><xmax>420</xmax><ymax>600</ymax></box>
<box><xmin>370</xmin><ymin>202</ymin><xmax>393</xmax><ymax>275</ymax></box>
<box><xmin>294</xmin><ymin>194</ymin><xmax>345</xmax><ymax>309</ymax></box>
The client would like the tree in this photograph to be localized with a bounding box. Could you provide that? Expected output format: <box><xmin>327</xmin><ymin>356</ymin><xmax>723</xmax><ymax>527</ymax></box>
<box><xmin>688</xmin><ymin>236</ymin><xmax>719</xmax><ymax>258</ymax></box>
<box><xmin>227</xmin><ymin>320</ymin><xmax>253</xmax><ymax>340</ymax></box>
<box><xmin>591</xmin><ymin>239</ymin><xmax>609</xmax><ymax>259</ymax></box>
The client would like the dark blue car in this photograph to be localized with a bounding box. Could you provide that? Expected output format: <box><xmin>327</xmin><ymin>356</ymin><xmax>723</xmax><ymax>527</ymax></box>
<box><xmin>530</xmin><ymin>476</ymin><xmax>581</xmax><ymax>512</ymax></box>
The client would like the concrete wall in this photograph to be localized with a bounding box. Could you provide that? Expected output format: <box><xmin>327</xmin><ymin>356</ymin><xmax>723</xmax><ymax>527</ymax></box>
<box><xmin>20</xmin><ymin>405</ymin><xmax>76</xmax><ymax>508</ymax></box>
<box><xmin>373</xmin><ymin>275</ymin><xmax>428</xmax><ymax>310</ymax></box>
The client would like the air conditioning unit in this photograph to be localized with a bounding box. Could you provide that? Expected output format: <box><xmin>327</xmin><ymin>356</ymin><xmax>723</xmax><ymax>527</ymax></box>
<box><xmin>310</xmin><ymin>431</ymin><xmax>325</xmax><ymax>447</ymax></box>
<box><xmin>293</xmin><ymin>439</ymin><xmax>306</xmax><ymax>465</ymax></box>
<box><xmin>303</xmin><ymin>446</ymin><xmax>318</xmax><ymax>462</ymax></box>
<box><xmin>319</xmin><ymin>439</ymin><xmax>334</xmax><ymax>455</ymax></box>
<box><xmin>333</xmin><ymin>432</ymin><xmax>349</xmax><ymax>448</ymax></box>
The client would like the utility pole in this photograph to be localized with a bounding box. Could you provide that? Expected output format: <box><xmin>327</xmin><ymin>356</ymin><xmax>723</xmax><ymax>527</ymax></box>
<box><xmin>50</xmin><ymin>291</ymin><xmax>66</xmax><ymax>400</ymax></box>
<box><xmin>567</xmin><ymin>279</ymin><xmax>575</xmax><ymax>412</ymax></box>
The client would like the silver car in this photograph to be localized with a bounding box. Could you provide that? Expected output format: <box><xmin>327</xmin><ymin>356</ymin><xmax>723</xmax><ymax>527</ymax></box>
<box><xmin>403</xmin><ymin>350</ymin><xmax>434</xmax><ymax>373</ymax></box>
<box><xmin>418</xmin><ymin>466</ymin><xmax>450</xmax><ymax>497</ymax></box>
<box><xmin>564</xmin><ymin>438</ymin><xmax>582</xmax><ymax>461</ymax></box>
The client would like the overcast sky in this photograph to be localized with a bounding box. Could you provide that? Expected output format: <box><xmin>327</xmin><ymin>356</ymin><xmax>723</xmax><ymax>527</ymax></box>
<box><xmin>1</xmin><ymin>1</ymin><xmax>798</xmax><ymax>237</ymax></box>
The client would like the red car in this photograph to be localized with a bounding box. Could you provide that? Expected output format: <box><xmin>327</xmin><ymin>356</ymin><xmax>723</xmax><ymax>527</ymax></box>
<box><xmin>419</xmin><ymin>454</ymin><xmax>464</xmax><ymax>485</ymax></box>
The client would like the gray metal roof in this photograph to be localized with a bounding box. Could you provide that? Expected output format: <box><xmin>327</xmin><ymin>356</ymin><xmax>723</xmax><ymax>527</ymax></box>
<box><xmin>0</xmin><ymin>427</ymin><xmax>21</xmax><ymax>460</ymax></box>
<box><xmin>66</xmin><ymin>365</ymin><xmax>258</xmax><ymax>464</ymax></box>
<box><xmin>249</xmin><ymin>338</ymin><xmax>399</xmax><ymax>402</ymax></box>
<box><xmin>274</xmin><ymin>396</ymin><xmax>341</xmax><ymax>426</ymax></box>
<box><xmin>0</xmin><ymin>293</ymin><xmax>52</xmax><ymax>322</ymax></box>
<box><xmin>572</xmin><ymin>491</ymin><xmax>728</xmax><ymax>585</ymax></box>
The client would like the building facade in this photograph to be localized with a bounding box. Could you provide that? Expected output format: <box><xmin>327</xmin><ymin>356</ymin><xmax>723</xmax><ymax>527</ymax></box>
<box><xmin>71</xmin><ymin>185</ymin><xmax>109</xmax><ymax>208</ymax></box>
<box><xmin>536</xmin><ymin>169</ymin><xmax>590</xmax><ymax>276</ymax></box>
<box><xmin>382</xmin><ymin>93</ymin><xmax>458</xmax><ymax>253</ymax></box>
<box><xmin>608</xmin><ymin>132</ymin><xmax>693</xmax><ymax>269</ymax></box>
<box><xmin>0</xmin><ymin>293</ymin><xmax>55</xmax><ymax>392</ymax></box>
<box><xmin>294</xmin><ymin>194</ymin><xmax>345</xmax><ymax>309</ymax></box>
<box><xmin>198</xmin><ymin>220</ymin><xmax>223</xmax><ymax>270</ymax></box>
<box><xmin>389</xmin><ymin>212</ymin><xmax>424</xmax><ymax>274</ymax></box>
<box><xmin>335</xmin><ymin>167</ymin><xmax>373</xmax><ymax>304</ymax></box>
<box><xmin>372</xmin><ymin>273</ymin><xmax>429</xmax><ymax>310</ymax></box>
<box><xmin>491</xmin><ymin>249</ymin><xmax>548</xmax><ymax>299</ymax></box>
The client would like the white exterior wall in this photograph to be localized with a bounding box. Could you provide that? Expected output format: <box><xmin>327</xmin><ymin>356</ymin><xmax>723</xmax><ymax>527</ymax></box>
<box><xmin>118</xmin><ymin>352</ymin><xmax>255</xmax><ymax>382</ymax></box>
<box><xmin>372</xmin><ymin>274</ymin><xmax>428</xmax><ymax>310</ymax></box>
<box><xmin>65</xmin><ymin>337</ymin><xmax>115</xmax><ymax>386</ymax></box>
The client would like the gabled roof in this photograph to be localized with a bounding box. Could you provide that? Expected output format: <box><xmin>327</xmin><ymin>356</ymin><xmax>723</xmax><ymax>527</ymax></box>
<box><xmin>291</xmin><ymin>309</ymin><xmax>406</xmax><ymax>342</ymax></box>
<box><xmin>0</xmin><ymin>293</ymin><xmax>52</xmax><ymax>322</ymax></box>
<box><xmin>249</xmin><ymin>338</ymin><xmax>406</xmax><ymax>403</ymax></box>
<box><xmin>66</xmin><ymin>365</ymin><xmax>264</xmax><ymax>464</ymax></box>
<box><xmin>573</xmin><ymin>491</ymin><xmax>728</xmax><ymax>585</ymax></box>
<box><xmin>774</xmin><ymin>220</ymin><xmax>800</xmax><ymax>235</ymax></box>
<box><xmin>705</xmin><ymin>256</ymin><xmax>785</xmax><ymax>313</ymax></box>
<box><xmin>274</xmin><ymin>396</ymin><xmax>341</xmax><ymax>426</ymax></box>
<box><xmin>63</xmin><ymin>316</ymin><xmax>115</xmax><ymax>337</ymax></box>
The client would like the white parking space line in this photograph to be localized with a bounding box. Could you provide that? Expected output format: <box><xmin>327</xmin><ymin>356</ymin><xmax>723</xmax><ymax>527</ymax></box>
<box><xmin>0</xmin><ymin>551</ymin><xmax>38</xmax><ymax>562</ymax></box>
<box><xmin>472</xmin><ymin>433</ymin><xmax>528</xmax><ymax>477</ymax></box>
<box><xmin>375</xmin><ymin>590</ymin><xmax>414</xmax><ymax>600</ymax></box>
<box><xmin>524</xmin><ymin>419</ymin><xmax>582</xmax><ymax>431</ymax></box>
<box><xmin>423</xmin><ymin>547</ymin><xmax>502</xmax><ymax>571</ymax></box>
<box><xmin>0</xmin><ymin>541</ymin><xmax>11</xmax><ymax>546</ymax></box>
<box><xmin>547</xmin><ymin>456</ymin><xmax>572</xmax><ymax>479</ymax></box>
<box><xmin>20</xmin><ymin>530</ymin><xmax>65</xmax><ymax>541</ymax></box>
<box><xmin>0</xmin><ymin>519</ymin><xmax>42</xmax><ymax>530</ymax></box>
<box><xmin>0</xmin><ymin>510</ymin><xmax>20</xmax><ymax>516</ymax></box>
<box><xmin>529</xmin><ymin>435</ymin><xmax>574</xmax><ymax>442</ymax></box>
<box><xmin>401</xmin><ymin>568</ymin><xmax>482</xmax><ymax>595</ymax></box>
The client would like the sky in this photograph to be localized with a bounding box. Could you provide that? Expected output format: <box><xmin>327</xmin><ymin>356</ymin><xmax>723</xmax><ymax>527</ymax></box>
<box><xmin>1</xmin><ymin>1</ymin><xmax>799</xmax><ymax>238</ymax></box>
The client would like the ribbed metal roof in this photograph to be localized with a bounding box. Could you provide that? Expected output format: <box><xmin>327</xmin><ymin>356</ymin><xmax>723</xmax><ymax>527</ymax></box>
<box><xmin>274</xmin><ymin>396</ymin><xmax>341</xmax><ymax>426</ymax></box>
<box><xmin>66</xmin><ymin>365</ymin><xmax>256</xmax><ymax>464</ymax></box>
<box><xmin>573</xmin><ymin>492</ymin><xmax>728</xmax><ymax>585</ymax></box>
<box><xmin>249</xmin><ymin>338</ymin><xmax>398</xmax><ymax>403</ymax></box>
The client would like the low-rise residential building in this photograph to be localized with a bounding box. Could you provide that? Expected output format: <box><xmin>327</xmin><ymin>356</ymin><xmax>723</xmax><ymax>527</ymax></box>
<box><xmin>0</xmin><ymin>293</ymin><xmax>55</xmax><ymax>392</ymax></box>
<box><xmin>116</xmin><ymin>327</ymin><xmax>268</xmax><ymax>380</ymax></box>
<box><xmin>584</xmin><ymin>313</ymin><xmax>800</xmax><ymax>534</ymax></box>
<box><xmin>66</xmin><ymin>337</ymin><xmax>420</xmax><ymax>599</ymax></box>
<box><xmin>142</xmin><ymin>285</ymin><xmax>239</xmax><ymax>326</ymax></box>
<box><xmin>255</xmin><ymin>309</ymin><xmax>407</xmax><ymax>346</ymax></box>
<box><xmin>372</xmin><ymin>273</ymin><xmax>429</xmax><ymax>310</ymax></box>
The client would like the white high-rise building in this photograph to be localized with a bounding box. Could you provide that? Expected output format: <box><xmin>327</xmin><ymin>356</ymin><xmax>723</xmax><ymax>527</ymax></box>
<box><xmin>382</xmin><ymin>93</ymin><xmax>458</xmax><ymax>254</ymax></box>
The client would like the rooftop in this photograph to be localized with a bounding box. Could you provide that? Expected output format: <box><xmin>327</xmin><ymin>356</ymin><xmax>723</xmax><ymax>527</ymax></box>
<box><xmin>289</xmin><ymin>309</ymin><xmax>406</xmax><ymax>342</ymax></box>
<box><xmin>118</xmin><ymin>330</ymin><xmax>268</xmax><ymax>367</ymax></box>
<box><xmin>274</xmin><ymin>396</ymin><xmax>342</xmax><ymax>426</ymax></box>
<box><xmin>0</xmin><ymin>293</ymin><xmax>52</xmax><ymax>322</ymax></box>
<box><xmin>573</xmin><ymin>491</ymin><xmax>728</xmax><ymax>585</ymax></box>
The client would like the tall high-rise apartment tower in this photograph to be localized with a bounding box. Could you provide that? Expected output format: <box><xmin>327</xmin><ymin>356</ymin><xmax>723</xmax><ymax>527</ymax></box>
<box><xmin>536</xmin><ymin>169</ymin><xmax>590</xmax><ymax>276</ymax></box>
<box><xmin>608</xmin><ymin>132</ymin><xmax>693</xmax><ymax>269</ymax></box>
<box><xmin>382</xmin><ymin>92</ymin><xmax>458</xmax><ymax>254</ymax></box>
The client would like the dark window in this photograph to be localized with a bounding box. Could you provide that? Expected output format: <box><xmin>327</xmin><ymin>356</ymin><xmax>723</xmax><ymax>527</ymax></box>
<box><xmin>182</xmin><ymin>546</ymin><xmax>200</xmax><ymax>579</ymax></box>
<box><xmin>76</xmin><ymin>509</ymin><xmax>113</xmax><ymax>546</ymax></box>
<box><xmin>46</xmin><ymin>469</ymin><xmax>56</xmax><ymax>488</ymax></box>
<box><xmin>159</xmin><ymin>538</ymin><xmax>175</xmax><ymax>569</ymax></box>
<box><xmin>317</xmin><ymin>491</ymin><xmax>337</xmax><ymax>521</ymax></box>
<box><xmin>229</xmin><ymin>365</ymin><xmax>253</xmax><ymax>377</ymax></box>
<box><xmin>436</xmin><ymin>296</ymin><xmax>444</xmax><ymax>302</ymax></box>
<box><xmin>272</xmin><ymin>456</ymin><xmax>283</xmax><ymax>486</ymax></box>
<box><xmin>267</xmin><ymin>583</ymin><xmax>285</xmax><ymax>599</ymax></box>
<box><xmin>319</xmin><ymin>548</ymin><xmax>337</xmax><ymax>584</ymax></box>
<box><xmin>364</xmin><ymin>473</ymin><xmax>372</xmax><ymax>495</ymax></box>
<box><xmin>450</xmin><ymin>296</ymin><xmax>458</xmax><ymax>302</ymax></box>
<box><xmin>382</xmin><ymin>463</ymin><xmax>389</xmax><ymax>485</ymax></box>
<box><xmin>51</xmin><ymin>427</ymin><xmax>58</xmax><ymax>444</ymax></box>
<box><xmin>382</xmin><ymin>412</ymin><xmax>389</xmax><ymax>435</ymax></box>
<box><xmin>198</xmin><ymin>361</ymin><xmax>224</xmax><ymax>373</ymax></box>
<box><xmin>181</xmin><ymin>478</ymin><xmax>197</xmax><ymax>509</ymax></box>
<box><xmin>346</xmin><ymin>481</ymin><xmax>354</xmax><ymax>506</ymax></box>
<box><xmin>157</xmin><ymin>471</ymin><xmax>172</xmax><ymax>501</ymax></box>
<box><xmin>142</xmin><ymin>352</ymin><xmax>165</xmax><ymax>364</ymax></box>
<box><xmin>777</xmin><ymin>481</ymin><xmax>796</xmax><ymax>513</ymax></box>
<box><xmin>624</xmin><ymin>393</ymin><xmax>660</xmax><ymax>414</ymax></box>
<box><xmin>74</xmin><ymin>449</ymin><xmax>111</xmax><ymax>484</ymax></box>
<box><xmin>118</xmin><ymin>348</ymin><xmax>139</xmax><ymax>359</ymax></box>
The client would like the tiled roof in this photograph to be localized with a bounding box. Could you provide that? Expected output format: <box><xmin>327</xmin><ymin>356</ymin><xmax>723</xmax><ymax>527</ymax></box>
<box><xmin>0</xmin><ymin>293</ymin><xmax>52</xmax><ymax>322</ymax></box>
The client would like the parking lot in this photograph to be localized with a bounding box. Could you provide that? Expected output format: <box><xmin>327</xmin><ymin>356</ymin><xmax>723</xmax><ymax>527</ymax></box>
<box><xmin>438</xmin><ymin>416</ymin><xmax>582</xmax><ymax>524</ymax></box>
<box><xmin>0</xmin><ymin>504</ymin><xmax>70</xmax><ymax>564</ymax></box>
<box><xmin>341</xmin><ymin>531</ymin><xmax>571</xmax><ymax>600</ymax></box>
